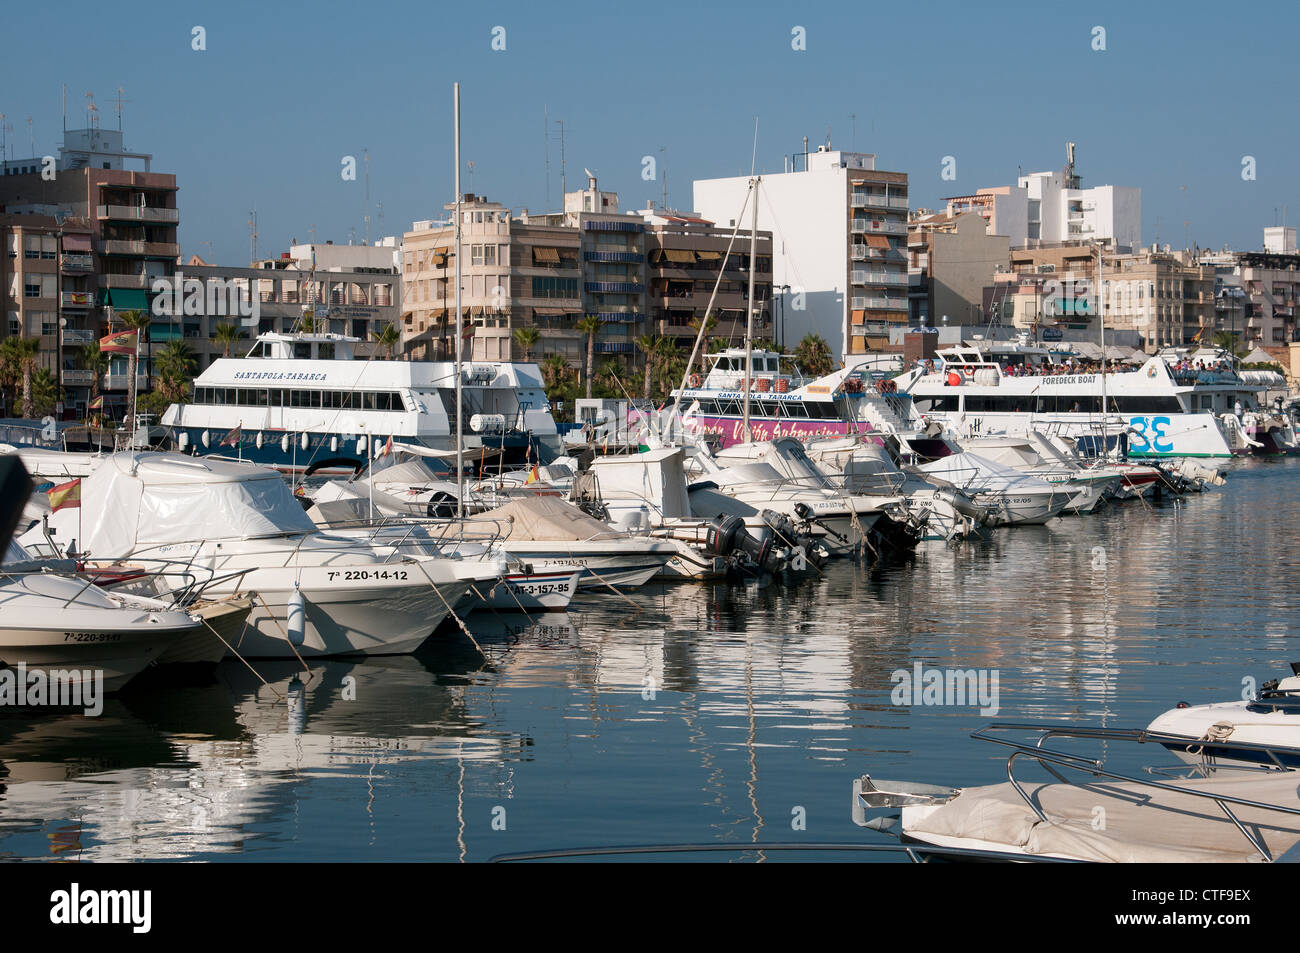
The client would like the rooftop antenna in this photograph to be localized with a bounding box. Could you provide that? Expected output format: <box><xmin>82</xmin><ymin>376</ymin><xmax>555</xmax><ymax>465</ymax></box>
<box><xmin>543</xmin><ymin>104</ymin><xmax>550</xmax><ymax>213</ymax></box>
<box><xmin>660</xmin><ymin>145</ymin><xmax>667</xmax><ymax>209</ymax></box>
<box><xmin>61</xmin><ymin>84</ymin><xmax>67</xmax><ymax>133</ymax></box>
<box><xmin>248</xmin><ymin>209</ymin><xmax>258</xmax><ymax>266</ymax></box>
<box><xmin>114</xmin><ymin>87</ymin><xmax>129</xmax><ymax>133</ymax></box>
<box><xmin>363</xmin><ymin>149</ymin><xmax>373</xmax><ymax>245</ymax></box>
<box><xmin>26</xmin><ymin>117</ymin><xmax>33</xmax><ymax>158</ymax></box>
<box><xmin>308</xmin><ymin>223</ymin><xmax>316</xmax><ymax>243</ymax></box>
<box><xmin>467</xmin><ymin>160</ymin><xmax>475</xmax><ymax>193</ymax></box>
<box><xmin>850</xmin><ymin>113</ymin><xmax>856</xmax><ymax>151</ymax></box>
<box><xmin>554</xmin><ymin>119</ymin><xmax>566</xmax><ymax>198</ymax></box>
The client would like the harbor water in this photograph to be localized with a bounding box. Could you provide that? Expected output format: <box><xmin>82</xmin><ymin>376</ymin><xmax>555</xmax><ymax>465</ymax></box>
<box><xmin>1</xmin><ymin>457</ymin><xmax>1296</xmax><ymax>862</ymax></box>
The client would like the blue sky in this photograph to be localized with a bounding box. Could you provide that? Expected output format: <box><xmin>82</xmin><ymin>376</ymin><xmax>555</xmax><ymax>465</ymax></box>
<box><xmin>3</xmin><ymin>0</ymin><xmax>1295</xmax><ymax>262</ymax></box>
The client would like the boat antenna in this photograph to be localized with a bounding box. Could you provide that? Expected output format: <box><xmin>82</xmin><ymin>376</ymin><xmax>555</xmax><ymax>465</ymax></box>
<box><xmin>742</xmin><ymin>174</ymin><xmax>760</xmax><ymax>443</ymax></box>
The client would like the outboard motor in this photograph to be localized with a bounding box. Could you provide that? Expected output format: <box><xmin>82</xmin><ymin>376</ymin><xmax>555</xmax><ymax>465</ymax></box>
<box><xmin>705</xmin><ymin>514</ymin><xmax>779</xmax><ymax>574</ymax></box>
<box><xmin>762</xmin><ymin>508</ymin><xmax>828</xmax><ymax>570</ymax></box>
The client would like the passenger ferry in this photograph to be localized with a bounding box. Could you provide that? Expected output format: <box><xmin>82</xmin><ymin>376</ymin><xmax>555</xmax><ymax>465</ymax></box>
<box><xmin>893</xmin><ymin>338</ymin><xmax>1284</xmax><ymax>458</ymax></box>
<box><xmin>161</xmin><ymin>333</ymin><xmax>559</xmax><ymax>473</ymax></box>
<box><xmin>666</xmin><ymin>347</ymin><xmax>950</xmax><ymax>456</ymax></box>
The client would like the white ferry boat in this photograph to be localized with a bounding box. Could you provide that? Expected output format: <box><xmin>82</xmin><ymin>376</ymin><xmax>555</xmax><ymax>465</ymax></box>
<box><xmin>161</xmin><ymin>333</ymin><xmax>559</xmax><ymax>473</ymax></box>
<box><xmin>893</xmin><ymin>339</ymin><xmax>1280</xmax><ymax>458</ymax></box>
<box><xmin>664</xmin><ymin>347</ymin><xmax>952</xmax><ymax>457</ymax></box>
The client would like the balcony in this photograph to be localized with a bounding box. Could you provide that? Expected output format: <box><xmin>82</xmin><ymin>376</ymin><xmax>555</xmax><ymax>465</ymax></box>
<box><xmin>595</xmin><ymin>312</ymin><xmax>644</xmax><ymax>323</ymax></box>
<box><xmin>61</xmin><ymin>291</ymin><xmax>93</xmax><ymax>308</ymax></box>
<box><xmin>584</xmin><ymin>251</ymin><xmax>644</xmax><ymax>264</ymax></box>
<box><xmin>851</xmin><ymin>296</ymin><xmax>908</xmax><ymax>311</ymax></box>
<box><xmin>851</xmin><ymin>219</ymin><xmax>907</xmax><ymax>236</ymax></box>
<box><xmin>97</xmin><ymin>205</ymin><xmax>180</xmax><ymax>224</ymax></box>
<box><xmin>851</xmin><ymin>193</ymin><xmax>887</xmax><ymax>209</ymax></box>
<box><xmin>98</xmin><ymin>240</ymin><xmax>180</xmax><ymax>258</ymax></box>
<box><xmin>61</xmin><ymin>253</ymin><xmax>94</xmax><ymax>272</ymax></box>
<box><xmin>584</xmin><ymin>281</ymin><xmax>644</xmax><ymax>294</ymax></box>
<box><xmin>594</xmin><ymin>341</ymin><xmax>635</xmax><ymax>353</ymax></box>
<box><xmin>61</xmin><ymin>369</ymin><xmax>95</xmax><ymax>386</ymax></box>
<box><xmin>852</xmin><ymin>271</ymin><xmax>908</xmax><ymax>286</ymax></box>
<box><xmin>102</xmin><ymin>273</ymin><xmax>153</xmax><ymax>288</ymax></box>
<box><xmin>62</xmin><ymin>328</ymin><xmax>97</xmax><ymax>345</ymax></box>
<box><xmin>103</xmin><ymin>373</ymin><xmax>151</xmax><ymax>391</ymax></box>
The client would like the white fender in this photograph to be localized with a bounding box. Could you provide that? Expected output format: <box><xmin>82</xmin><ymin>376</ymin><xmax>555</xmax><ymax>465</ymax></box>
<box><xmin>287</xmin><ymin>586</ymin><xmax>306</xmax><ymax>648</ymax></box>
<box><xmin>300</xmin><ymin>432</ymin><xmax>309</xmax><ymax>452</ymax></box>
<box><xmin>280</xmin><ymin>433</ymin><xmax>290</xmax><ymax>454</ymax></box>
<box><xmin>201</xmin><ymin>430</ymin><xmax>210</xmax><ymax>448</ymax></box>
<box><xmin>255</xmin><ymin>431</ymin><xmax>265</xmax><ymax>450</ymax></box>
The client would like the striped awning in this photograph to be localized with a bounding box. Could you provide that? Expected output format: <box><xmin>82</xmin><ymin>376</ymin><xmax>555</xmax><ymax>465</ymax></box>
<box><xmin>866</xmin><ymin>235</ymin><xmax>891</xmax><ymax>249</ymax></box>
<box><xmin>532</xmin><ymin>247</ymin><xmax>561</xmax><ymax>264</ymax></box>
<box><xmin>664</xmin><ymin>249</ymin><xmax>696</xmax><ymax>263</ymax></box>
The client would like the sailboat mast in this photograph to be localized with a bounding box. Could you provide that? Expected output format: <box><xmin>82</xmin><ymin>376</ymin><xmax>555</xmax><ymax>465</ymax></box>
<box><xmin>1097</xmin><ymin>242</ymin><xmax>1108</xmax><ymax>457</ymax></box>
<box><xmin>742</xmin><ymin>177</ymin><xmax>759</xmax><ymax>443</ymax></box>
<box><xmin>454</xmin><ymin>83</ymin><xmax>465</xmax><ymax>519</ymax></box>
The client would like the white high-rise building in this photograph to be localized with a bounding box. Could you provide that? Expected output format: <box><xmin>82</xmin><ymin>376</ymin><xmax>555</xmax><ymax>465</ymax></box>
<box><xmin>694</xmin><ymin>147</ymin><xmax>909</xmax><ymax>361</ymax></box>
<box><xmin>946</xmin><ymin>146</ymin><xmax>1141</xmax><ymax>249</ymax></box>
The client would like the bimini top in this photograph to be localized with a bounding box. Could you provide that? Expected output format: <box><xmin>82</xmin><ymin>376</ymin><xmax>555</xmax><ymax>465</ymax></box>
<box><xmin>54</xmin><ymin>452</ymin><xmax>318</xmax><ymax>558</ymax></box>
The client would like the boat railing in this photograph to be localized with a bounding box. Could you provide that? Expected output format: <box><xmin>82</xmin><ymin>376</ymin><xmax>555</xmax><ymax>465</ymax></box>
<box><xmin>969</xmin><ymin>722</ymin><xmax>1300</xmax><ymax>862</ymax></box>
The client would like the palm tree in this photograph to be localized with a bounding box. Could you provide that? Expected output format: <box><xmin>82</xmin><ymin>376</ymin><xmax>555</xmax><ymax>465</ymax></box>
<box><xmin>78</xmin><ymin>342</ymin><xmax>109</xmax><ymax>406</ymax></box>
<box><xmin>0</xmin><ymin>338</ymin><xmax>21</xmax><ymax>415</ymax></box>
<box><xmin>116</xmin><ymin>310</ymin><xmax>153</xmax><ymax>427</ymax></box>
<box><xmin>212</xmin><ymin>321</ymin><xmax>246</xmax><ymax>358</ymax></box>
<box><xmin>575</xmin><ymin>315</ymin><xmax>603</xmax><ymax>400</ymax></box>
<box><xmin>636</xmin><ymin>334</ymin><xmax>668</xmax><ymax>400</ymax></box>
<box><xmin>541</xmin><ymin>354</ymin><xmax>570</xmax><ymax>388</ymax></box>
<box><xmin>371</xmin><ymin>322</ymin><xmax>401</xmax><ymax>359</ymax></box>
<box><xmin>29</xmin><ymin>367</ymin><xmax>59</xmax><ymax>418</ymax></box>
<box><xmin>512</xmin><ymin>326</ymin><xmax>541</xmax><ymax>362</ymax></box>
<box><xmin>687</xmin><ymin>313</ymin><xmax>719</xmax><ymax>379</ymax></box>
<box><xmin>154</xmin><ymin>340</ymin><xmax>197</xmax><ymax>402</ymax></box>
<box><xmin>596</xmin><ymin>358</ymin><xmax>628</xmax><ymax>396</ymax></box>
<box><xmin>10</xmin><ymin>337</ymin><xmax>42</xmax><ymax>418</ymax></box>
<box><xmin>794</xmin><ymin>332</ymin><xmax>835</xmax><ymax>378</ymax></box>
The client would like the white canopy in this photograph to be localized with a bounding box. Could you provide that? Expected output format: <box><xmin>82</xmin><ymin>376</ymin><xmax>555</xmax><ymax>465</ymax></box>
<box><xmin>474</xmin><ymin>495</ymin><xmax>617</xmax><ymax>542</ymax></box>
<box><xmin>56</xmin><ymin>452</ymin><xmax>318</xmax><ymax>559</ymax></box>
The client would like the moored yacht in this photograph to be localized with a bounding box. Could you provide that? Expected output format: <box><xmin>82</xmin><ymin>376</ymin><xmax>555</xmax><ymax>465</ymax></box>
<box><xmin>894</xmin><ymin>338</ymin><xmax>1274</xmax><ymax>459</ymax></box>
<box><xmin>161</xmin><ymin>332</ymin><xmax>560</xmax><ymax>474</ymax></box>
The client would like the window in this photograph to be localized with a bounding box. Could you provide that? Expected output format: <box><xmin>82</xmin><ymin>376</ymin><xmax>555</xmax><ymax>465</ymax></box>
<box><xmin>24</xmin><ymin>235</ymin><xmax>40</xmax><ymax>259</ymax></box>
<box><xmin>532</xmin><ymin>276</ymin><xmax>578</xmax><ymax>299</ymax></box>
<box><xmin>24</xmin><ymin>279</ymin><xmax>41</xmax><ymax>297</ymax></box>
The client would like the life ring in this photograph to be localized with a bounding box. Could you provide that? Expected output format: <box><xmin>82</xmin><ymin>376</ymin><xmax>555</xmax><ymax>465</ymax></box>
<box><xmin>688</xmin><ymin>374</ymin><xmax>702</xmax><ymax>388</ymax></box>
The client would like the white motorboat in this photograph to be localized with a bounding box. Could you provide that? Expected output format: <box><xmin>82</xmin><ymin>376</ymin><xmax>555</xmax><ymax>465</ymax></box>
<box><xmin>21</xmin><ymin>453</ymin><xmax>502</xmax><ymax>658</ymax></box>
<box><xmin>918</xmin><ymin>452</ymin><xmax>1073</xmax><ymax>526</ymax></box>
<box><xmin>855</xmin><ymin>723</ymin><xmax>1300</xmax><ymax>863</ymax></box>
<box><xmin>469</xmin><ymin>495</ymin><xmax>677</xmax><ymax>590</ymax></box>
<box><xmin>805</xmin><ymin>436</ymin><xmax>987</xmax><ymax>540</ymax></box>
<box><xmin>1147</xmin><ymin>664</ymin><xmax>1300</xmax><ymax>768</ymax></box>
<box><xmin>581</xmin><ymin>447</ymin><xmax>821</xmax><ymax>578</ymax></box>
<box><xmin>958</xmin><ymin>435</ymin><xmax>1122</xmax><ymax>514</ymax></box>
<box><xmin>0</xmin><ymin>566</ymin><xmax>202</xmax><ymax>692</ymax></box>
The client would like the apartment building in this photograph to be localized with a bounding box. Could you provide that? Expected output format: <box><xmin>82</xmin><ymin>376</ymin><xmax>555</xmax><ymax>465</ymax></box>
<box><xmin>907</xmin><ymin>211</ymin><xmax>1010</xmax><ymax>334</ymax></box>
<box><xmin>947</xmin><ymin>145</ymin><xmax>1140</xmax><ymax>249</ymax></box>
<box><xmin>694</xmin><ymin>146</ymin><xmax>909</xmax><ymax>361</ymax></box>
<box><xmin>638</xmin><ymin>205</ymin><xmax>773</xmax><ymax>350</ymax></box>
<box><xmin>0</xmin><ymin>126</ymin><xmax>179</xmax><ymax>416</ymax></box>
<box><xmin>165</xmin><ymin>242</ymin><xmax>399</xmax><ymax>369</ymax></box>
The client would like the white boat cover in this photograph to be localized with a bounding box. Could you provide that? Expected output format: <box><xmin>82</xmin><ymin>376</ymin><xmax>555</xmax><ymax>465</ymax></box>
<box><xmin>906</xmin><ymin>772</ymin><xmax>1300</xmax><ymax>862</ymax></box>
<box><xmin>474</xmin><ymin>495</ymin><xmax>617</xmax><ymax>542</ymax></box>
<box><xmin>56</xmin><ymin>452</ymin><xmax>318</xmax><ymax>559</ymax></box>
<box><xmin>918</xmin><ymin>452</ymin><xmax>1057</xmax><ymax>494</ymax></box>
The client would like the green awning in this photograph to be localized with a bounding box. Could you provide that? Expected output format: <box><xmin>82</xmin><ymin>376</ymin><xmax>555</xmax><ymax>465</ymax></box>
<box><xmin>107</xmin><ymin>289</ymin><xmax>152</xmax><ymax>310</ymax></box>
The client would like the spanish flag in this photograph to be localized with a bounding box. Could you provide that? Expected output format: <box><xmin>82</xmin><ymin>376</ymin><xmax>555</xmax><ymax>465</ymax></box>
<box><xmin>381</xmin><ymin>435</ymin><xmax>393</xmax><ymax>457</ymax></box>
<box><xmin>1191</xmin><ymin>325</ymin><xmax>1207</xmax><ymax>343</ymax></box>
<box><xmin>524</xmin><ymin>465</ymin><xmax>540</xmax><ymax>485</ymax></box>
<box><xmin>47</xmin><ymin>478</ymin><xmax>82</xmax><ymax>512</ymax></box>
<box><xmin>219</xmin><ymin>424</ymin><xmax>242</xmax><ymax>447</ymax></box>
<box><xmin>87</xmin><ymin>396</ymin><xmax>103</xmax><ymax>410</ymax></box>
<box><xmin>99</xmin><ymin>329</ymin><xmax>139</xmax><ymax>354</ymax></box>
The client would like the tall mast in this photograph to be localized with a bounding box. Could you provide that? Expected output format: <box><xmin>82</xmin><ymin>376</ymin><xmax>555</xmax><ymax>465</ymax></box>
<box><xmin>454</xmin><ymin>83</ymin><xmax>465</xmax><ymax>518</ymax></box>
<box><xmin>742</xmin><ymin>177</ymin><xmax>759</xmax><ymax>443</ymax></box>
<box><xmin>1097</xmin><ymin>242</ymin><xmax>1108</xmax><ymax>457</ymax></box>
